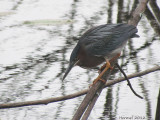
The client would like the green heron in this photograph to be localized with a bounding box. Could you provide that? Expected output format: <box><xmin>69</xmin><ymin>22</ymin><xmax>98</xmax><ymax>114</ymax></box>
<box><xmin>63</xmin><ymin>23</ymin><xmax>138</xmax><ymax>82</ymax></box>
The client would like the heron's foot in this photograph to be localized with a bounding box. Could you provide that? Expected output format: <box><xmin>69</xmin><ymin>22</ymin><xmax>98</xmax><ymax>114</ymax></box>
<box><xmin>98</xmin><ymin>64</ymin><xmax>106</xmax><ymax>73</ymax></box>
<box><xmin>98</xmin><ymin>63</ymin><xmax>113</xmax><ymax>73</ymax></box>
<box><xmin>89</xmin><ymin>78</ymin><xmax>106</xmax><ymax>88</ymax></box>
<box><xmin>89</xmin><ymin>60</ymin><xmax>113</xmax><ymax>88</ymax></box>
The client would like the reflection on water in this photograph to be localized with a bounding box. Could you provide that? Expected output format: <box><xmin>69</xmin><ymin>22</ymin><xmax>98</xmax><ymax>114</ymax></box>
<box><xmin>0</xmin><ymin>0</ymin><xmax>160</xmax><ymax>120</ymax></box>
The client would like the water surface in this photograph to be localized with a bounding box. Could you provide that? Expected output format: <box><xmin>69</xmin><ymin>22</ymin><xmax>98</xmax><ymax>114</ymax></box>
<box><xmin>0</xmin><ymin>0</ymin><xmax>160</xmax><ymax>120</ymax></box>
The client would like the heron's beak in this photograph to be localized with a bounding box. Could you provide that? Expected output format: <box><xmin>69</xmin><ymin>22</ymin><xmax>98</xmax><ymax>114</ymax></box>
<box><xmin>62</xmin><ymin>61</ymin><xmax>78</xmax><ymax>80</ymax></box>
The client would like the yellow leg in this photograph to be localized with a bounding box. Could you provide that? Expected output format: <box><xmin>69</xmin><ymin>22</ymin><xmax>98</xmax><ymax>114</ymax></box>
<box><xmin>98</xmin><ymin>63</ymin><xmax>106</xmax><ymax>74</ymax></box>
<box><xmin>99</xmin><ymin>53</ymin><xmax>121</xmax><ymax>73</ymax></box>
<box><xmin>93</xmin><ymin>60</ymin><xmax>112</xmax><ymax>84</ymax></box>
<box><xmin>92</xmin><ymin>53</ymin><xmax>121</xmax><ymax>85</ymax></box>
<box><xmin>110</xmin><ymin>53</ymin><xmax>121</xmax><ymax>62</ymax></box>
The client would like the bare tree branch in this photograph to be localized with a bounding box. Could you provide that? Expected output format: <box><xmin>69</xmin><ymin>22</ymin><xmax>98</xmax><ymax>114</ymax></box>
<box><xmin>128</xmin><ymin>0</ymin><xmax>149</xmax><ymax>26</ymax></box>
<box><xmin>149</xmin><ymin>0</ymin><xmax>160</xmax><ymax>24</ymax></box>
<box><xmin>0</xmin><ymin>65</ymin><xmax>159</xmax><ymax>109</ymax></box>
<box><xmin>72</xmin><ymin>55</ymin><xmax>118</xmax><ymax>120</ymax></box>
<box><xmin>76</xmin><ymin>0</ymin><xmax>150</xmax><ymax>119</ymax></box>
<box><xmin>144</xmin><ymin>6</ymin><xmax>160</xmax><ymax>35</ymax></box>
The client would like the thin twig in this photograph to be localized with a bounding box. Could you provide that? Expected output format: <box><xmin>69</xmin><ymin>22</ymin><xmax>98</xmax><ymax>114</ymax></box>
<box><xmin>0</xmin><ymin>65</ymin><xmax>159</xmax><ymax>109</ymax></box>
<box><xmin>115</xmin><ymin>63</ymin><xmax>143</xmax><ymax>99</ymax></box>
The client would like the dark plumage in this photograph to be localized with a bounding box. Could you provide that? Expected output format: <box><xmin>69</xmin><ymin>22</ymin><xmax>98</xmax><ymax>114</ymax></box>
<box><xmin>63</xmin><ymin>23</ymin><xmax>139</xmax><ymax>80</ymax></box>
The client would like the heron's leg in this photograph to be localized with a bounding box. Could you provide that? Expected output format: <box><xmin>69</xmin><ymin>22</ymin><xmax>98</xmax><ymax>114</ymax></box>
<box><xmin>93</xmin><ymin>60</ymin><xmax>112</xmax><ymax>84</ymax></box>
<box><xmin>110</xmin><ymin>53</ymin><xmax>121</xmax><ymax>62</ymax></box>
<box><xmin>93</xmin><ymin>53</ymin><xmax>121</xmax><ymax>85</ymax></box>
<box><xmin>98</xmin><ymin>63</ymin><xmax>106</xmax><ymax>74</ymax></box>
<box><xmin>98</xmin><ymin>53</ymin><xmax>121</xmax><ymax>73</ymax></box>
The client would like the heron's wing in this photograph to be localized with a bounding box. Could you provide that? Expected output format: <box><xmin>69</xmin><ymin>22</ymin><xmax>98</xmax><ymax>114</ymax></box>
<box><xmin>79</xmin><ymin>23</ymin><xmax>138</xmax><ymax>56</ymax></box>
